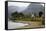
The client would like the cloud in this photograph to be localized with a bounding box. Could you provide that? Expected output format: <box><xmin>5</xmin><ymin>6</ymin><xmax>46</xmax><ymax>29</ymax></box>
<box><xmin>8</xmin><ymin>2</ymin><xmax>30</xmax><ymax>7</ymax></box>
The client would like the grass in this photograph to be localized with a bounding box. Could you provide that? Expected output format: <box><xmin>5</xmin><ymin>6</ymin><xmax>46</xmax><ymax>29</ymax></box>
<box><xmin>10</xmin><ymin>16</ymin><xmax>45</xmax><ymax>25</ymax></box>
<box><xmin>15</xmin><ymin>17</ymin><xmax>43</xmax><ymax>22</ymax></box>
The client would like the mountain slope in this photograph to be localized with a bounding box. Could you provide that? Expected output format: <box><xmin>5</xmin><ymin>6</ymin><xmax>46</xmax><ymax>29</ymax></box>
<box><xmin>22</xmin><ymin>3</ymin><xmax>44</xmax><ymax>16</ymax></box>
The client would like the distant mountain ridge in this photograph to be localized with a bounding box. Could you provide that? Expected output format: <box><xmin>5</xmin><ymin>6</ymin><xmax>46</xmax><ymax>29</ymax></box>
<box><xmin>8</xmin><ymin>3</ymin><xmax>44</xmax><ymax>17</ymax></box>
<box><xmin>21</xmin><ymin>3</ymin><xmax>44</xmax><ymax>16</ymax></box>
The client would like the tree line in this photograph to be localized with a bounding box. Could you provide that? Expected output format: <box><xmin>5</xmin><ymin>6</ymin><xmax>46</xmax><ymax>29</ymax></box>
<box><xmin>9</xmin><ymin>11</ymin><xmax>43</xmax><ymax>21</ymax></box>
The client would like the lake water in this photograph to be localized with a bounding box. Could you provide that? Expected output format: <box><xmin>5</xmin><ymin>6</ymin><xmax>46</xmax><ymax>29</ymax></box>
<box><xmin>8</xmin><ymin>21</ymin><xmax>28</xmax><ymax>29</ymax></box>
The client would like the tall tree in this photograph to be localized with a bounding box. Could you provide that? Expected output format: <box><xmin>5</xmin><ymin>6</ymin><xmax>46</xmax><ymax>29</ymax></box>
<box><xmin>39</xmin><ymin>11</ymin><xmax>43</xmax><ymax>17</ymax></box>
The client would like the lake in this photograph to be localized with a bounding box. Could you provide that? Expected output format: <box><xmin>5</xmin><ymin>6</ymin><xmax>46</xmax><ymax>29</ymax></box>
<box><xmin>8</xmin><ymin>20</ymin><xmax>28</xmax><ymax>29</ymax></box>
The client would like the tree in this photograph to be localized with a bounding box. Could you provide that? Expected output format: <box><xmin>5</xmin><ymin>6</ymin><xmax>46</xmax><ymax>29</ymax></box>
<box><xmin>10</xmin><ymin>11</ymin><xmax>18</xmax><ymax>21</ymax></box>
<box><xmin>39</xmin><ymin>11</ymin><xmax>43</xmax><ymax>17</ymax></box>
<box><xmin>10</xmin><ymin>11</ymin><xmax>24</xmax><ymax>21</ymax></box>
<box><xmin>11</xmin><ymin>11</ymin><xmax>18</xmax><ymax>17</ymax></box>
<box><xmin>19</xmin><ymin>13</ymin><xmax>24</xmax><ymax>17</ymax></box>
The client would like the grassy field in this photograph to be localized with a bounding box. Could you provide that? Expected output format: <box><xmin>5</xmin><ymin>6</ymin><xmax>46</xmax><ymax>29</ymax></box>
<box><xmin>13</xmin><ymin>16</ymin><xmax>45</xmax><ymax>25</ymax></box>
<box><xmin>15</xmin><ymin>17</ymin><xmax>44</xmax><ymax>21</ymax></box>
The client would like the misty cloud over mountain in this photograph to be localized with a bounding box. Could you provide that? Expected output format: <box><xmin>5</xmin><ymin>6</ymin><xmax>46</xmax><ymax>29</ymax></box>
<box><xmin>8</xmin><ymin>3</ymin><xmax>44</xmax><ymax>17</ymax></box>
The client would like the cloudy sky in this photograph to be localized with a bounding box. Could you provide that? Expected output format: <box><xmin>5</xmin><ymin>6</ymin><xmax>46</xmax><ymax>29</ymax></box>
<box><xmin>8</xmin><ymin>2</ymin><xmax>44</xmax><ymax>12</ymax></box>
<box><xmin>8</xmin><ymin>2</ymin><xmax>44</xmax><ymax>6</ymax></box>
<box><xmin>8</xmin><ymin>2</ymin><xmax>31</xmax><ymax>12</ymax></box>
<box><xmin>8</xmin><ymin>2</ymin><xmax>30</xmax><ymax>7</ymax></box>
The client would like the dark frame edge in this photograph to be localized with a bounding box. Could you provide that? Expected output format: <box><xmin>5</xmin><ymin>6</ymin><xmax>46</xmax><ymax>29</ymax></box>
<box><xmin>5</xmin><ymin>1</ymin><xmax>8</xmax><ymax>30</ymax></box>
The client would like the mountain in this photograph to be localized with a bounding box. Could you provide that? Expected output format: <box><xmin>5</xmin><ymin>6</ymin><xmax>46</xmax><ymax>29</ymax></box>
<box><xmin>21</xmin><ymin>3</ymin><xmax>44</xmax><ymax>16</ymax></box>
<box><xmin>8</xmin><ymin>6</ymin><xmax>19</xmax><ymax>16</ymax></box>
<box><xmin>8</xmin><ymin>6</ymin><xmax>28</xmax><ymax>16</ymax></box>
<box><xmin>8</xmin><ymin>3</ymin><xmax>44</xmax><ymax>17</ymax></box>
